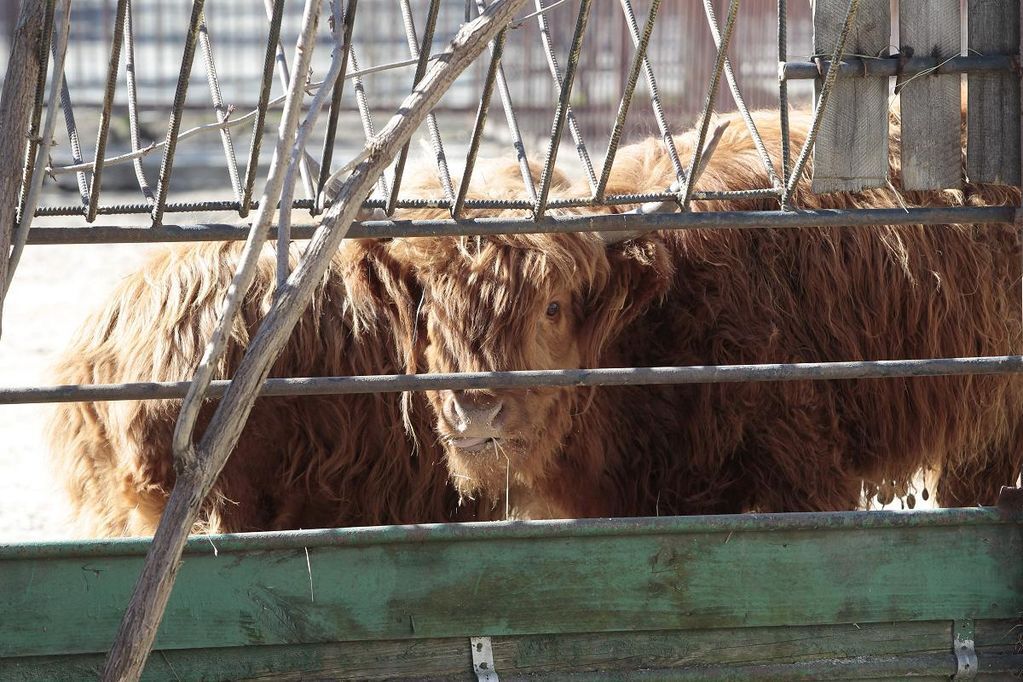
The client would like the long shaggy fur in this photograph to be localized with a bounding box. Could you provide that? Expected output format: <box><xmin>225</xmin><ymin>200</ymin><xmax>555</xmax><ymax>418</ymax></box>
<box><xmin>385</xmin><ymin>105</ymin><xmax>1023</xmax><ymax>517</ymax></box>
<box><xmin>49</xmin><ymin>240</ymin><xmax>482</xmax><ymax>537</ymax></box>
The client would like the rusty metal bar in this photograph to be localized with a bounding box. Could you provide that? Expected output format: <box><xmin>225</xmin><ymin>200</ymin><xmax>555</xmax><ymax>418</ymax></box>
<box><xmin>678</xmin><ymin>0</ymin><xmax>739</xmax><ymax>208</ymax></box>
<box><xmin>454</xmin><ymin>29</ymin><xmax>507</xmax><ymax>218</ymax></box>
<box><xmin>151</xmin><ymin>0</ymin><xmax>209</xmax><ymax>227</ymax></box>
<box><xmin>596</xmin><ymin>0</ymin><xmax>662</xmax><ymax>203</ymax></box>
<box><xmin>84</xmin><ymin>0</ymin><xmax>129</xmax><ymax>223</ymax></box>
<box><xmin>314</xmin><ymin>0</ymin><xmax>359</xmax><ymax>214</ymax></box>
<box><xmin>239</xmin><ymin>0</ymin><xmax>285</xmax><ymax>220</ymax></box>
<box><xmin>779</xmin><ymin>0</ymin><xmax>791</xmax><ymax>202</ymax></box>
<box><xmin>385</xmin><ymin>0</ymin><xmax>445</xmax><ymax>215</ymax></box>
<box><xmin>534</xmin><ymin>0</ymin><xmax>594</xmax><ymax>219</ymax></box>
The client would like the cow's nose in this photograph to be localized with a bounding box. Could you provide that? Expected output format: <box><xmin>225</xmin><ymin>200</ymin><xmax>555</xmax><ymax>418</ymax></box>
<box><xmin>446</xmin><ymin>390</ymin><xmax>504</xmax><ymax>432</ymax></box>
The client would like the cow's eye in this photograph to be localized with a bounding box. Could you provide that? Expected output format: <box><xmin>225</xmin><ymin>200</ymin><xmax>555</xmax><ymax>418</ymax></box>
<box><xmin>545</xmin><ymin>301</ymin><xmax>561</xmax><ymax>318</ymax></box>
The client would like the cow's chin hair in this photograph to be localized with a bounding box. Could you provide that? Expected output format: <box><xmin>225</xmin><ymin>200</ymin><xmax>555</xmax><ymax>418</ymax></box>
<box><xmin>443</xmin><ymin>389</ymin><xmax>577</xmax><ymax>510</ymax></box>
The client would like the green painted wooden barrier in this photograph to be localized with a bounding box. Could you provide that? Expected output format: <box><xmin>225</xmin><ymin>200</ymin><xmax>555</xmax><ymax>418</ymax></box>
<box><xmin>1</xmin><ymin>508</ymin><xmax>1021</xmax><ymax>679</ymax></box>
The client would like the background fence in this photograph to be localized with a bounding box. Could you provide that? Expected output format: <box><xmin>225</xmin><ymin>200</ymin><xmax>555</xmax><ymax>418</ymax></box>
<box><xmin>0</xmin><ymin>0</ymin><xmax>819</xmax><ymax>196</ymax></box>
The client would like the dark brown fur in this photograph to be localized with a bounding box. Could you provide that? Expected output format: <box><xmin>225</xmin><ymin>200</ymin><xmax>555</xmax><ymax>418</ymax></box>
<box><xmin>383</xmin><ymin>106</ymin><xmax>1023</xmax><ymax>518</ymax></box>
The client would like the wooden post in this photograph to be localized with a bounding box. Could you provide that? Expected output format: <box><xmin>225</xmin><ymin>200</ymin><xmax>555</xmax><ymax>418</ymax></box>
<box><xmin>0</xmin><ymin>0</ymin><xmax>51</xmax><ymax>338</ymax></box>
<box><xmin>899</xmin><ymin>0</ymin><xmax>962</xmax><ymax>190</ymax></box>
<box><xmin>967</xmin><ymin>0</ymin><xmax>1020</xmax><ymax>185</ymax></box>
<box><xmin>811</xmin><ymin>0</ymin><xmax>890</xmax><ymax>194</ymax></box>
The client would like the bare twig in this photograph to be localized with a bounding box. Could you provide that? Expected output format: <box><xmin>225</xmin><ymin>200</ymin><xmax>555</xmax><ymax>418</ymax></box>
<box><xmin>100</xmin><ymin>2</ymin><xmax>528</xmax><ymax>680</ymax></box>
<box><xmin>0</xmin><ymin>0</ymin><xmax>53</xmax><ymax>338</ymax></box>
<box><xmin>5</xmin><ymin>0</ymin><xmax>71</xmax><ymax>297</ymax></box>
<box><xmin>277</xmin><ymin>0</ymin><xmax>349</xmax><ymax>287</ymax></box>
<box><xmin>102</xmin><ymin>1</ymin><xmax>326</xmax><ymax>677</ymax></box>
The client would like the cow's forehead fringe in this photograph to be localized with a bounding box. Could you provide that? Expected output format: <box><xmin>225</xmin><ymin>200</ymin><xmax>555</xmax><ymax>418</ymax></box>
<box><xmin>391</xmin><ymin>233</ymin><xmax>610</xmax><ymax>295</ymax></box>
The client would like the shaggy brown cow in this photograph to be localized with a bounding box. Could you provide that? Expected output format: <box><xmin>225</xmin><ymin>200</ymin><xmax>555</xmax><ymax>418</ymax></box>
<box><xmin>48</xmin><ymin>239</ymin><xmax>477</xmax><ymax>537</ymax></box>
<box><xmin>382</xmin><ymin>107</ymin><xmax>1023</xmax><ymax>519</ymax></box>
<box><xmin>49</xmin><ymin>156</ymin><xmax>578</xmax><ymax>536</ymax></box>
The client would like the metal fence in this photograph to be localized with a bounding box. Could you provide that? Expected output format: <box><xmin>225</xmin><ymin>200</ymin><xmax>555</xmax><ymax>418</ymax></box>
<box><xmin>0</xmin><ymin>0</ymin><xmax>817</xmax><ymax>198</ymax></box>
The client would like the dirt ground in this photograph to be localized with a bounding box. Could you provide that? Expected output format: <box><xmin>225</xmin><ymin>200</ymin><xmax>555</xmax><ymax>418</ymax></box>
<box><xmin>0</xmin><ymin>240</ymin><xmax>157</xmax><ymax>541</ymax></box>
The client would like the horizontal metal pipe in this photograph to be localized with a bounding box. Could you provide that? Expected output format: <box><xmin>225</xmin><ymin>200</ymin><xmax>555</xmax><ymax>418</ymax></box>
<box><xmin>4</xmin><ymin>355</ymin><xmax>1023</xmax><ymax>405</ymax></box>
<box><xmin>781</xmin><ymin>54</ymin><xmax>1018</xmax><ymax>80</ymax></box>
<box><xmin>23</xmin><ymin>207</ymin><xmax>1020</xmax><ymax>244</ymax></box>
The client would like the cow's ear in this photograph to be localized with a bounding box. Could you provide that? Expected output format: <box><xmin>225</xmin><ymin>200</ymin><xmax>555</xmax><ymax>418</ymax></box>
<box><xmin>580</xmin><ymin>236</ymin><xmax>673</xmax><ymax>367</ymax></box>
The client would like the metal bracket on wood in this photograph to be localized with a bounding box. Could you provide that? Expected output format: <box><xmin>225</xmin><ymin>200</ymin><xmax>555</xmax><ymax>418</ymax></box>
<box><xmin>952</xmin><ymin>619</ymin><xmax>978</xmax><ymax>679</ymax></box>
<box><xmin>470</xmin><ymin>636</ymin><xmax>499</xmax><ymax>682</ymax></box>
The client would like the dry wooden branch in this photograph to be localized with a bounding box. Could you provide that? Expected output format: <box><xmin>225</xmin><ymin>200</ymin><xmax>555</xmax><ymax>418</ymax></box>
<box><xmin>101</xmin><ymin>1</ymin><xmax>528</xmax><ymax>680</ymax></box>
<box><xmin>5</xmin><ymin>0</ymin><xmax>72</xmax><ymax>295</ymax></box>
<box><xmin>103</xmin><ymin>0</ymin><xmax>326</xmax><ymax>677</ymax></box>
<box><xmin>0</xmin><ymin>0</ymin><xmax>53</xmax><ymax>338</ymax></box>
<box><xmin>276</xmin><ymin>0</ymin><xmax>349</xmax><ymax>287</ymax></box>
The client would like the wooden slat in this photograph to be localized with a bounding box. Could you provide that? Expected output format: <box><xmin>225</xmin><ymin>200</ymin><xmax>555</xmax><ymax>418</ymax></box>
<box><xmin>967</xmin><ymin>0</ymin><xmax>1021</xmax><ymax>185</ymax></box>
<box><xmin>811</xmin><ymin>0</ymin><xmax>891</xmax><ymax>194</ymax></box>
<box><xmin>899</xmin><ymin>0</ymin><xmax>962</xmax><ymax>190</ymax></box>
<box><xmin>4</xmin><ymin>620</ymin><xmax>1022</xmax><ymax>680</ymax></box>
<box><xmin>0</xmin><ymin>510</ymin><xmax>1020</xmax><ymax>659</ymax></box>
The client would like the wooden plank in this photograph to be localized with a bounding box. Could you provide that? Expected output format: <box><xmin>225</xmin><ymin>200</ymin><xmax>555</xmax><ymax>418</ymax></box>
<box><xmin>4</xmin><ymin>620</ymin><xmax>1022</xmax><ymax>680</ymax></box>
<box><xmin>811</xmin><ymin>0</ymin><xmax>891</xmax><ymax>194</ymax></box>
<box><xmin>967</xmin><ymin>0</ymin><xmax>1021</xmax><ymax>185</ymax></box>
<box><xmin>0</xmin><ymin>510</ymin><xmax>1020</xmax><ymax>659</ymax></box>
<box><xmin>898</xmin><ymin>0</ymin><xmax>962</xmax><ymax>190</ymax></box>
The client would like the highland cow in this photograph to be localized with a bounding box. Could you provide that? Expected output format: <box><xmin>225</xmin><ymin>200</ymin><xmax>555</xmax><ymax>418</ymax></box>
<box><xmin>48</xmin><ymin>239</ymin><xmax>478</xmax><ymax>537</ymax></box>
<box><xmin>48</xmin><ymin>157</ymin><xmax>579</xmax><ymax>537</ymax></box>
<box><xmin>383</xmin><ymin>106</ymin><xmax>1023</xmax><ymax>519</ymax></box>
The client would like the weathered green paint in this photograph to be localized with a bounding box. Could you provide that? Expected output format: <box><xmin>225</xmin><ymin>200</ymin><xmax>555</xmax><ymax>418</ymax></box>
<box><xmin>0</xmin><ymin>509</ymin><xmax>1020</xmax><ymax>677</ymax></box>
<box><xmin>2</xmin><ymin>620</ymin><xmax>1021</xmax><ymax>681</ymax></box>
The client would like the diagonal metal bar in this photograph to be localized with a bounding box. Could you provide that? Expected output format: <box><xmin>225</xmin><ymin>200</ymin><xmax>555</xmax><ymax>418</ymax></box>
<box><xmin>702</xmin><ymin>0</ymin><xmax>781</xmax><ymax>189</ymax></box>
<box><xmin>534</xmin><ymin>0</ymin><xmax>598</xmax><ymax>193</ymax></box>
<box><xmin>475</xmin><ymin>0</ymin><xmax>537</xmax><ymax>204</ymax></box>
<box><xmin>617</xmin><ymin>0</ymin><xmax>685</xmax><ymax>189</ymax></box>
<box><xmin>399</xmin><ymin>0</ymin><xmax>457</xmax><ymax>208</ymax></box>
<box><xmin>57</xmin><ymin>72</ymin><xmax>90</xmax><ymax>206</ymax></box>
<box><xmin>314</xmin><ymin>0</ymin><xmax>359</xmax><ymax>215</ymax></box>
<box><xmin>85</xmin><ymin>0</ymin><xmax>129</xmax><ymax>223</ymax></box>
<box><xmin>534</xmin><ymin>0</ymin><xmax>594</xmax><ymax>219</ymax></box>
<box><xmin>123</xmin><ymin>0</ymin><xmax>154</xmax><ymax>204</ymax></box>
<box><xmin>347</xmin><ymin>47</ymin><xmax>391</xmax><ymax>200</ymax></box>
<box><xmin>784</xmin><ymin>0</ymin><xmax>861</xmax><ymax>200</ymax></box>
<box><xmin>596</xmin><ymin>0</ymin><xmax>662</xmax><ymax>202</ymax></box>
<box><xmin>239</xmin><ymin>0</ymin><xmax>285</xmax><ymax>219</ymax></box>
<box><xmin>197</xmin><ymin>10</ymin><xmax>244</xmax><ymax>203</ymax></box>
<box><xmin>678</xmin><ymin>0</ymin><xmax>739</xmax><ymax>208</ymax></box>
<box><xmin>385</xmin><ymin>0</ymin><xmax>449</xmax><ymax>215</ymax></box>
<box><xmin>454</xmin><ymin>29</ymin><xmax>507</xmax><ymax>218</ymax></box>
<box><xmin>151</xmin><ymin>0</ymin><xmax>209</xmax><ymax>228</ymax></box>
